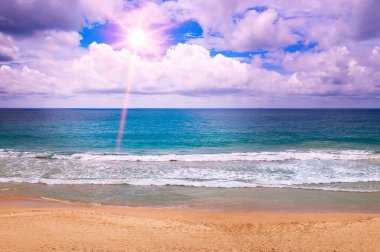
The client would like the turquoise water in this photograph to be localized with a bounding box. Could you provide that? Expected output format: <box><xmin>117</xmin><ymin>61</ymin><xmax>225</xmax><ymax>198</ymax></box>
<box><xmin>0</xmin><ymin>109</ymin><xmax>380</xmax><ymax>192</ymax></box>
<box><xmin>1</xmin><ymin>108</ymin><xmax>380</xmax><ymax>152</ymax></box>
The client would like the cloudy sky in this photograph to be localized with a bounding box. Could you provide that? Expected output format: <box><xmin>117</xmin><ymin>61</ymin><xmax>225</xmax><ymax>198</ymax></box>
<box><xmin>0</xmin><ymin>0</ymin><xmax>380</xmax><ymax>108</ymax></box>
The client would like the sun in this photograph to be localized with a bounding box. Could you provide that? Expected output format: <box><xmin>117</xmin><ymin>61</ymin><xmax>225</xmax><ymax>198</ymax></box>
<box><xmin>112</xmin><ymin>21</ymin><xmax>166</xmax><ymax>56</ymax></box>
<box><xmin>127</xmin><ymin>28</ymin><xmax>150</xmax><ymax>50</ymax></box>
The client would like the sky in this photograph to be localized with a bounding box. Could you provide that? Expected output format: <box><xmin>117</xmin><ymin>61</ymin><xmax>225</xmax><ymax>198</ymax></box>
<box><xmin>0</xmin><ymin>0</ymin><xmax>380</xmax><ymax>108</ymax></box>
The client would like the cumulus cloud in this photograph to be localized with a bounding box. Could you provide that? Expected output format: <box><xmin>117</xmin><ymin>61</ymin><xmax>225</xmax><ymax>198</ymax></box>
<box><xmin>164</xmin><ymin>0</ymin><xmax>296</xmax><ymax>51</ymax></box>
<box><xmin>190</xmin><ymin>8</ymin><xmax>296</xmax><ymax>51</ymax></box>
<box><xmin>281</xmin><ymin>46</ymin><xmax>380</xmax><ymax>96</ymax></box>
<box><xmin>166</xmin><ymin>0</ymin><xmax>380</xmax><ymax>50</ymax></box>
<box><xmin>14</xmin><ymin>30</ymin><xmax>85</xmax><ymax>61</ymax></box>
<box><xmin>118</xmin><ymin>1</ymin><xmax>173</xmax><ymax>28</ymax></box>
<box><xmin>1</xmin><ymin>43</ymin><xmax>379</xmax><ymax>101</ymax></box>
<box><xmin>0</xmin><ymin>43</ymin><xmax>254</xmax><ymax>96</ymax></box>
<box><xmin>226</xmin><ymin>9</ymin><xmax>295</xmax><ymax>51</ymax></box>
<box><xmin>0</xmin><ymin>33</ymin><xmax>19</xmax><ymax>61</ymax></box>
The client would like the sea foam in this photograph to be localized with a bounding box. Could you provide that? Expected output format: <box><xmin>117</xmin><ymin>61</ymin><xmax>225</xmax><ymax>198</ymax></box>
<box><xmin>0</xmin><ymin>149</ymin><xmax>379</xmax><ymax>162</ymax></box>
<box><xmin>1</xmin><ymin>149</ymin><xmax>380</xmax><ymax>192</ymax></box>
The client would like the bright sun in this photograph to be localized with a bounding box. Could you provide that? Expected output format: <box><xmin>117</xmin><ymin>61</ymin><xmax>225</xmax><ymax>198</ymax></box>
<box><xmin>128</xmin><ymin>28</ymin><xmax>149</xmax><ymax>50</ymax></box>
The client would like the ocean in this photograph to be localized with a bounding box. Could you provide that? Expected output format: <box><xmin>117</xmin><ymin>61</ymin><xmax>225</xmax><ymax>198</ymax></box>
<box><xmin>1</xmin><ymin>109</ymin><xmax>380</xmax><ymax>210</ymax></box>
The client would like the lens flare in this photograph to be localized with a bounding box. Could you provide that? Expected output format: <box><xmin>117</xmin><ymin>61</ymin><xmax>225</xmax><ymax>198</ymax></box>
<box><xmin>127</xmin><ymin>28</ymin><xmax>149</xmax><ymax>50</ymax></box>
<box><xmin>115</xmin><ymin>26</ymin><xmax>156</xmax><ymax>150</ymax></box>
<box><xmin>116</xmin><ymin>54</ymin><xmax>136</xmax><ymax>149</ymax></box>
<box><xmin>110</xmin><ymin>9</ymin><xmax>173</xmax><ymax>150</ymax></box>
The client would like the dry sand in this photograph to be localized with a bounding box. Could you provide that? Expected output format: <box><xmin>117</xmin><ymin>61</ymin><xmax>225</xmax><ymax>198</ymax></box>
<box><xmin>0</xmin><ymin>197</ymin><xmax>379</xmax><ymax>252</ymax></box>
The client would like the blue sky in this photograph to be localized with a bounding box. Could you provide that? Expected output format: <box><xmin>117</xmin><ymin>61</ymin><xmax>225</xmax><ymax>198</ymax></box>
<box><xmin>0</xmin><ymin>0</ymin><xmax>380</xmax><ymax>108</ymax></box>
<box><xmin>79</xmin><ymin>18</ymin><xmax>318</xmax><ymax>56</ymax></box>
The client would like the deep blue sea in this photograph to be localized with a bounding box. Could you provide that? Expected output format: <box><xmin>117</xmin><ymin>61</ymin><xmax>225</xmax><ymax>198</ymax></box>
<box><xmin>1</xmin><ymin>109</ymin><xmax>380</xmax><ymax>193</ymax></box>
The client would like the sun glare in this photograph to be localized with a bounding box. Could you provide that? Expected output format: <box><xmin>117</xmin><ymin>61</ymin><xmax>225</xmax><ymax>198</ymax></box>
<box><xmin>115</xmin><ymin>22</ymin><xmax>167</xmax><ymax>149</ymax></box>
<box><xmin>128</xmin><ymin>28</ymin><xmax>149</xmax><ymax>50</ymax></box>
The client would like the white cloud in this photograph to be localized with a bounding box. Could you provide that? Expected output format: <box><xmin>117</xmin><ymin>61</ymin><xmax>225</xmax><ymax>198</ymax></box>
<box><xmin>0</xmin><ymin>43</ymin><xmax>254</xmax><ymax>96</ymax></box>
<box><xmin>165</xmin><ymin>0</ymin><xmax>380</xmax><ymax>51</ymax></box>
<box><xmin>2</xmin><ymin>42</ymin><xmax>379</xmax><ymax>102</ymax></box>
<box><xmin>191</xmin><ymin>8</ymin><xmax>297</xmax><ymax>51</ymax></box>
<box><xmin>281</xmin><ymin>46</ymin><xmax>380</xmax><ymax>96</ymax></box>
<box><xmin>0</xmin><ymin>33</ymin><xmax>19</xmax><ymax>61</ymax></box>
<box><xmin>165</xmin><ymin>0</ymin><xmax>297</xmax><ymax>51</ymax></box>
<box><xmin>80</xmin><ymin>0</ymin><xmax>124</xmax><ymax>25</ymax></box>
<box><xmin>228</xmin><ymin>9</ymin><xmax>296</xmax><ymax>50</ymax></box>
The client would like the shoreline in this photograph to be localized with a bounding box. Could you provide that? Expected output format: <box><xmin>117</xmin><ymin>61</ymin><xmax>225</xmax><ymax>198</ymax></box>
<box><xmin>1</xmin><ymin>197</ymin><xmax>380</xmax><ymax>251</ymax></box>
<box><xmin>2</xmin><ymin>182</ymin><xmax>380</xmax><ymax>213</ymax></box>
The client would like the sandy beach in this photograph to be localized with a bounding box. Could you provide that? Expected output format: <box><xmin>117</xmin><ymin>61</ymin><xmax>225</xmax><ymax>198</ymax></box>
<box><xmin>0</xmin><ymin>198</ymin><xmax>379</xmax><ymax>252</ymax></box>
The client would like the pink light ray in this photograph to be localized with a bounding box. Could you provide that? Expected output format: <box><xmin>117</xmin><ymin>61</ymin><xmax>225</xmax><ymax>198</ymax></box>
<box><xmin>116</xmin><ymin>51</ymin><xmax>137</xmax><ymax>150</ymax></box>
<box><xmin>109</xmin><ymin>6</ymin><xmax>176</xmax><ymax>150</ymax></box>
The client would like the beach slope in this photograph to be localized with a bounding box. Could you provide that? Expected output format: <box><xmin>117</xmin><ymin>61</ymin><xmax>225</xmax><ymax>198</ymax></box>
<box><xmin>0</xmin><ymin>199</ymin><xmax>379</xmax><ymax>252</ymax></box>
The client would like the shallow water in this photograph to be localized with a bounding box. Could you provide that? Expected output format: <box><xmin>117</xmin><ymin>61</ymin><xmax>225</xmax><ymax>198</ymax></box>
<box><xmin>1</xmin><ymin>182</ymin><xmax>380</xmax><ymax>213</ymax></box>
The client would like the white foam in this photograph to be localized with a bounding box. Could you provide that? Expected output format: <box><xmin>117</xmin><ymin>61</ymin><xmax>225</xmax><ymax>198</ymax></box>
<box><xmin>1</xmin><ymin>149</ymin><xmax>380</xmax><ymax>192</ymax></box>
<box><xmin>1</xmin><ymin>149</ymin><xmax>379</xmax><ymax>162</ymax></box>
<box><xmin>0</xmin><ymin>176</ymin><xmax>379</xmax><ymax>191</ymax></box>
<box><xmin>60</xmin><ymin>150</ymin><xmax>380</xmax><ymax>162</ymax></box>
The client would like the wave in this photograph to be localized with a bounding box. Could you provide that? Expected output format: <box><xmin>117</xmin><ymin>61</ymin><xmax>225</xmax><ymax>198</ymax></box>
<box><xmin>1</xmin><ymin>149</ymin><xmax>379</xmax><ymax>162</ymax></box>
<box><xmin>1</xmin><ymin>148</ymin><xmax>380</xmax><ymax>192</ymax></box>
<box><xmin>0</xmin><ymin>177</ymin><xmax>380</xmax><ymax>192</ymax></box>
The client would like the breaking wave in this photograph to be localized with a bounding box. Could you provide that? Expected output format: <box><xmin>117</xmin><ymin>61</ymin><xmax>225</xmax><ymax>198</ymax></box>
<box><xmin>1</xmin><ymin>149</ymin><xmax>379</xmax><ymax>162</ymax></box>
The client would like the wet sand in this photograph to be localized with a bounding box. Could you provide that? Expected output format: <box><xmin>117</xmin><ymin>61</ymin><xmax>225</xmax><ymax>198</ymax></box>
<box><xmin>0</xmin><ymin>197</ymin><xmax>379</xmax><ymax>252</ymax></box>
